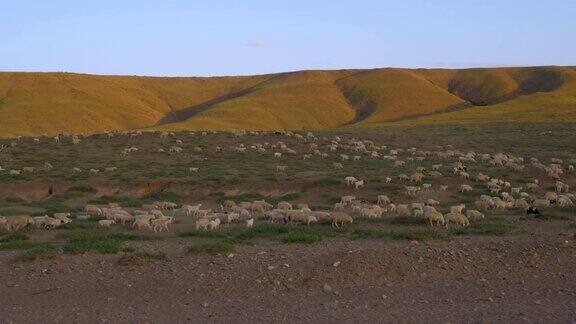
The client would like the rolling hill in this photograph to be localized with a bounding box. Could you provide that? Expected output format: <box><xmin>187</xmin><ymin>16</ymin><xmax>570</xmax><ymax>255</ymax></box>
<box><xmin>0</xmin><ymin>66</ymin><xmax>574</xmax><ymax>137</ymax></box>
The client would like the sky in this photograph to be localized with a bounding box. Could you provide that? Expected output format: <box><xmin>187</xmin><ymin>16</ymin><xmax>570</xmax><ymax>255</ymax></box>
<box><xmin>1</xmin><ymin>0</ymin><xmax>575</xmax><ymax>76</ymax></box>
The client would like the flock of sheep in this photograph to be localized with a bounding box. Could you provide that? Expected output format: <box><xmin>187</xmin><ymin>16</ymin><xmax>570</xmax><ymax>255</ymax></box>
<box><xmin>0</xmin><ymin>129</ymin><xmax>575</xmax><ymax>237</ymax></box>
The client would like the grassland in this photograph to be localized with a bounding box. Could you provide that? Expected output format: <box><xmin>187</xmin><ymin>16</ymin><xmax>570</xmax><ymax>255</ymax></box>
<box><xmin>0</xmin><ymin>124</ymin><xmax>574</xmax><ymax>264</ymax></box>
<box><xmin>0</xmin><ymin>66</ymin><xmax>575</xmax><ymax>137</ymax></box>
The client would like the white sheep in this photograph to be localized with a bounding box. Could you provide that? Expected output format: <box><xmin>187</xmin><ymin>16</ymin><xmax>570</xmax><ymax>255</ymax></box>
<box><xmin>466</xmin><ymin>210</ymin><xmax>485</xmax><ymax>221</ymax></box>
<box><xmin>196</xmin><ymin>218</ymin><xmax>211</xmax><ymax>230</ymax></box>
<box><xmin>377</xmin><ymin>195</ymin><xmax>390</xmax><ymax>205</ymax></box>
<box><xmin>450</xmin><ymin>204</ymin><xmax>466</xmax><ymax>214</ymax></box>
<box><xmin>444</xmin><ymin>212</ymin><xmax>470</xmax><ymax>228</ymax></box>
<box><xmin>354</xmin><ymin>180</ymin><xmax>365</xmax><ymax>190</ymax></box>
<box><xmin>344</xmin><ymin>176</ymin><xmax>357</xmax><ymax>186</ymax></box>
<box><xmin>98</xmin><ymin>219</ymin><xmax>115</xmax><ymax>227</ymax></box>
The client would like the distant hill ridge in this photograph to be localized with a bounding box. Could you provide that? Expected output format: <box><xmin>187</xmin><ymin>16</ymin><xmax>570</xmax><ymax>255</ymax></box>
<box><xmin>0</xmin><ymin>66</ymin><xmax>575</xmax><ymax>136</ymax></box>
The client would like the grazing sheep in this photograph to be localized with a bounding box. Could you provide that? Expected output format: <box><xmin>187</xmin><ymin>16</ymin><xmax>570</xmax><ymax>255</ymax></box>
<box><xmin>246</xmin><ymin>218</ymin><xmax>254</xmax><ymax>228</ymax></box>
<box><xmin>33</xmin><ymin>215</ymin><xmax>50</xmax><ymax>228</ymax></box>
<box><xmin>44</xmin><ymin>217</ymin><xmax>63</xmax><ymax>229</ymax></box>
<box><xmin>53</xmin><ymin>213</ymin><xmax>72</xmax><ymax>224</ymax></box>
<box><xmin>84</xmin><ymin>204</ymin><xmax>103</xmax><ymax>215</ymax></box>
<box><xmin>266</xmin><ymin>210</ymin><xmax>287</xmax><ymax>223</ymax></box>
<box><xmin>426</xmin><ymin>210</ymin><xmax>445</xmax><ymax>227</ymax></box>
<box><xmin>196</xmin><ymin>218</ymin><xmax>211</xmax><ymax>230</ymax></box>
<box><xmin>474</xmin><ymin>200</ymin><xmax>491</xmax><ymax>211</ymax></box>
<box><xmin>354</xmin><ymin>180</ymin><xmax>365</xmax><ymax>190</ymax></box>
<box><xmin>544</xmin><ymin>191</ymin><xmax>558</xmax><ymax>203</ymax></box>
<box><xmin>333</xmin><ymin>202</ymin><xmax>346</xmax><ymax>211</ymax></box>
<box><xmin>182</xmin><ymin>204</ymin><xmax>202</xmax><ymax>217</ymax></box>
<box><xmin>152</xmin><ymin>217</ymin><xmax>173</xmax><ymax>232</ymax></box>
<box><xmin>396</xmin><ymin>204</ymin><xmax>410</xmax><ymax>216</ymax></box>
<box><xmin>286</xmin><ymin>210</ymin><xmax>308</xmax><ymax>224</ymax></box>
<box><xmin>306</xmin><ymin>215</ymin><xmax>318</xmax><ymax>225</ymax></box>
<box><xmin>208</xmin><ymin>218</ymin><xmax>221</xmax><ymax>230</ymax></box>
<box><xmin>331</xmin><ymin>212</ymin><xmax>353</xmax><ymax>227</ymax></box>
<box><xmin>405</xmin><ymin>186</ymin><xmax>420</xmax><ymax>197</ymax></box>
<box><xmin>555</xmin><ymin>181</ymin><xmax>570</xmax><ymax>193</ymax></box>
<box><xmin>444</xmin><ymin>212</ymin><xmax>470</xmax><ymax>228</ymax></box>
<box><xmin>533</xmin><ymin>199</ymin><xmax>550</xmax><ymax>208</ymax></box>
<box><xmin>225</xmin><ymin>212</ymin><xmax>240</xmax><ymax>223</ymax></box>
<box><xmin>340</xmin><ymin>195</ymin><xmax>355</xmax><ymax>205</ymax></box>
<box><xmin>277</xmin><ymin>201</ymin><xmax>293</xmax><ymax>210</ymax></box>
<box><xmin>196</xmin><ymin>209</ymin><xmax>211</xmax><ymax>218</ymax></box>
<box><xmin>133</xmin><ymin>218</ymin><xmax>153</xmax><ymax>230</ymax></box>
<box><xmin>450</xmin><ymin>204</ymin><xmax>466</xmax><ymax>214</ymax></box>
<box><xmin>466</xmin><ymin>210</ymin><xmax>485</xmax><ymax>221</ymax></box>
<box><xmin>98</xmin><ymin>219</ymin><xmax>115</xmax><ymax>227</ymax></box>
<box><xmin>377</xmin><ymin>195</ymin><xmax>391</xmax><ymax>205</ymax></box>
<box><xmin>460</xmin><ymin>184</ymin><xmax>473</xmax><ymax>193</ymax></box>
<box><xmin>558</xmin><ymin>196</ymin><xmax>574</xmax><ymax>208</ymax></box>
<box><xmin>344</xmin><ymin>176</ymin><xmax>357</xmax><ymax>186</ymax></box>
<box><xmin>4</xmin><ymin>216</ymin><xmax>33</xmax><ymax>231</ymax></box>
<box><xmin>514</xmin><ymin>199</ymin><xmax>529</xmax><ymax>209</ymax></box>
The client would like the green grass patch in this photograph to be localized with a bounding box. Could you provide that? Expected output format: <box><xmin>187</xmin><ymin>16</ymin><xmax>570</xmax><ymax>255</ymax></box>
<box><xmin>180</xmin><ymin>223</ymin><xmax>346</xmax><ymax>245</ymax></box>
<box><xmin>0</xmin><ymin>240</ymin><xmax>44</xmax><ymax>250</ymax></box>
<box><xmin>14</xmin><ymin>245</ymin><xmax>58</xmax><ymax>262</ymax></box>
<box><xmin>388</xmin><ymin>216</ymin><xmax>428</xmax><ymax>225</ymax></box>
<box><xmin>33</xmin><ymin>197</ymin><xmax>72</xmax><ymax>214</ymax></box>
<box><xmin>62</xmin><ymin>230</ymin><xmax>158</xmax><ymax>254</ymax></box>
<box><xmin>351</xmin><ymin>228</ymin><xmax>448</xmax><ymax>241</ymax></box>
<box><xmin>281</xmin><ymin>230</ymin><xmax>322</xmax><ymax>244</ymax></box>
<box><xmin>450</xmin><ymin>222</ymin><xmax>518</xmax><ymax>236</ymax></box>
<box><xmin>315</xmin><ymin>177</ymin><xmax>341</xmax><ymax>186</ymax></box>
<box><xmin>0</xmin><ymin>233</ymin><xmax>29</xmax><ymax>242</ymax></box>
<box><xmin>188</xmin><ymin>241</ymin><xmax>233</xmax><ymax>254</ymax></box>
<box><xmin>64</xmin><ymin>232</ymin><xmax>123</xmax><ymax>254</ymax></box>
<box><xmin>5</xmin><ymin>196</ymin><xmax>27</xmax><ymax>203</ymax></box>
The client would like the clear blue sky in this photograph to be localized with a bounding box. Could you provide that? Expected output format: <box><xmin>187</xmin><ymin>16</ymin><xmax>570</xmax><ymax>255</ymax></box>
<box><xmin>1</xmin><ymin>0</ymin><xmax>575</xmax><ymax>76</ymax></box>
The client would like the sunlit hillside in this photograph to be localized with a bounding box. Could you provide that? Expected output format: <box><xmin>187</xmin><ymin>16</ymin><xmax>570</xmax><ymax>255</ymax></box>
<box><xmin>0</xmin><ymin>66</ymin><xmax>575</xmax><ymax>137</ymax></box>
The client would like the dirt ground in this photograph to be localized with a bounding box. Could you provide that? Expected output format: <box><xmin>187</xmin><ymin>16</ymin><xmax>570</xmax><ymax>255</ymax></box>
<box><xmin>1</xmin><ymin>233</ymin><xmax>575</xmax><ymax>323</ymax></box>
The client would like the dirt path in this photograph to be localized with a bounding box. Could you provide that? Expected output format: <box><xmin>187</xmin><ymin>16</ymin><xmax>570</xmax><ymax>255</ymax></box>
<box><xmin>2</xmin><ymin>235</ymin><xmax>576</xmax><ymax>323</ymax></box>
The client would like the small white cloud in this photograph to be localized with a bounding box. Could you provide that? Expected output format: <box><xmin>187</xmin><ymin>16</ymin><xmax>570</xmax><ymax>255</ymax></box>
<box><xmin>247</xmin><ymin>41</ymin><xmax>265</xmax><ymax>49</ymax></box>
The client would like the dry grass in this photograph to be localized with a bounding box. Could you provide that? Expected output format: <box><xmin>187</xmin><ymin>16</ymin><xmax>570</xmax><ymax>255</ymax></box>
<box><xmin>1</xmin><ymin>66</ymin><xmax>575</xmax><ymax>137</ymax></box>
